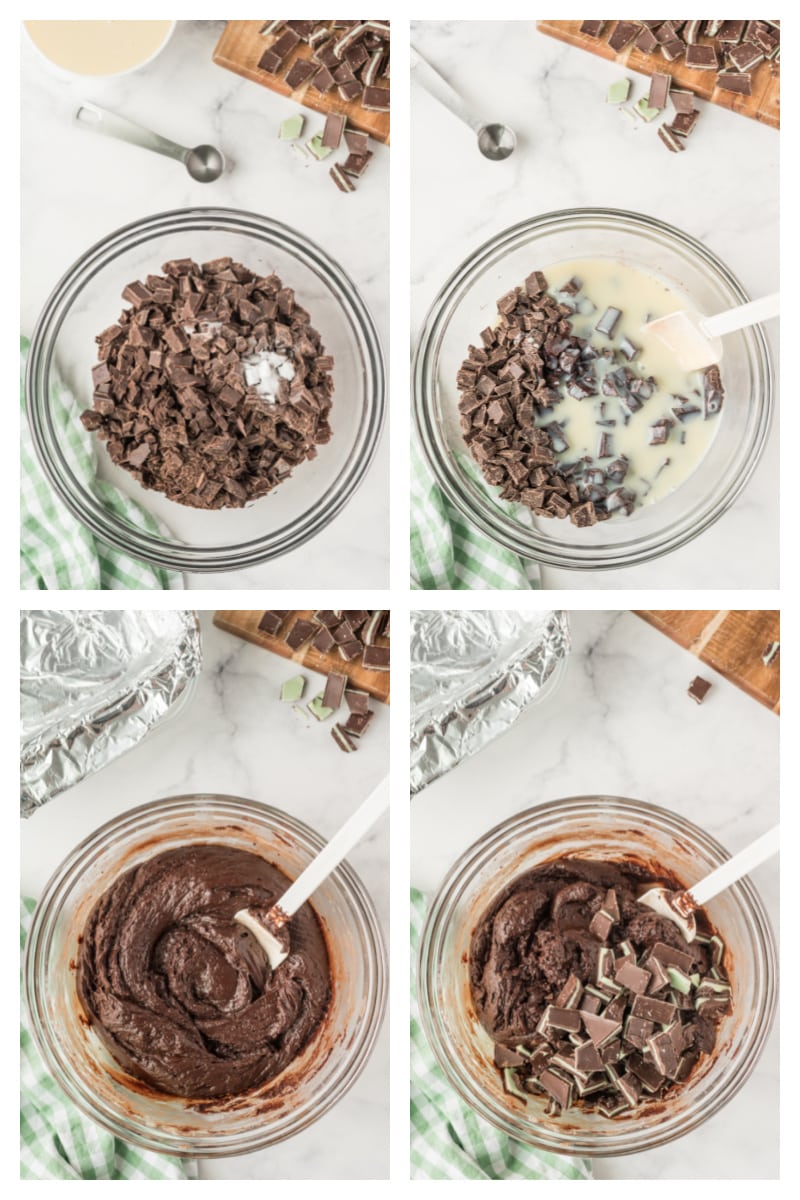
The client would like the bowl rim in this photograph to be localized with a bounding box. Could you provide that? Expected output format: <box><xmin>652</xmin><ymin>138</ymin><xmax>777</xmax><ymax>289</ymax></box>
<box><xmin>417</xmin><ymin>793</ymin><xmax>778</xmax><ymax>1157</ymax></box>
<box><xmin>24</xmin><ymin>793</ymin><xmax>388</xmax><ymax>1157</ymax></box>
<box><xmin>26</xmin><ymin>207</ymin><xmax>386</xmax><ymax>572</ymax></box>
<box><xmin>412</xmin><ymin>206</ymin><xmax>774</xmax><ymax>571</ymax></box>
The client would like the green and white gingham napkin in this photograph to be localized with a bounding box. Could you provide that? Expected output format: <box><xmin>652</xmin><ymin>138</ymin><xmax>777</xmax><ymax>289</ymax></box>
<box><xmin>410</xmin><ymin>438</ymin><xmax>541</xmax><ymax>590</ymax></box>
<box><xmin>20</xmin><ymin>337</ymin><xmax>183</xmax><ymax>591</ymax></box>
<box><xmin>20</xmin><ymin>898</ymin><xmax>196</xmax><ymax>1180</ymax></box>
<box><xmin>410</xmin><ymin>889</ymin><xmax>592</xmax><ymax>1181</ymax></box>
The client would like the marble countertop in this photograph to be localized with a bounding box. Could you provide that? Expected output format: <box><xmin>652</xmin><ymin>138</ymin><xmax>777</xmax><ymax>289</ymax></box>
<box><xmin>21</xmin><ymin>21</ymin><xmax>388</xmax><ymax>590</ymax></box>
<box><xmin>21</xmin><ymin>611</ymin><xmax>389</xmax><ymax>1179</ymax></box>
<box><xmin>411</xmin><ymin>20</ymin><xmax>779</xmax><ymax>589</ymax></box>
<box><xmin>411</xmin><ymin>610</ymin><xmax>778</xmax><ymax>1179</ymax></box>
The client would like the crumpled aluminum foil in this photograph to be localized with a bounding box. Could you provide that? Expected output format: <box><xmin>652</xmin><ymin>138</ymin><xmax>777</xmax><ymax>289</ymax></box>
<box><xmin>410</xmin><ymin>610</ymin><xmax>570</xmax><ymax>795</ymax></box>
<box><xmin>20</xmin><ymin>611</ymin><xmax>202</xmax><ymax>817</ymax></box>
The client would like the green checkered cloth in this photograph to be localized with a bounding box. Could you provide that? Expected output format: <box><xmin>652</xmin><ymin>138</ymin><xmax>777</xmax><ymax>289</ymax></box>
<box><xmin>20</xmin><ymin>898</ymin><xmax>196</xmax><ymax>1180</ymax></box>
<box><xmin>410</xmin><ymin>889</ymin><xmax>591</xmax><ymax>1181</ymax></box>
<box><xmin>410</xmin><ymin>438</ymin><xmax>540</xmax><ymax>590</ymax></box>
<box><xmin>20</xmin><ymin>337</ymin><xmax>183</xmax><ymax>590</ymax></box>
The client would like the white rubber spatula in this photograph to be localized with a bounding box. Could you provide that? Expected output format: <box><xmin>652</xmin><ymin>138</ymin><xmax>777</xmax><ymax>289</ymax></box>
<box><xmin>643</xmin><ymin>292</ymin><xmax>779</xmax><ymax>372</ymax></box>
<box><xmin>637</xmin><ymin>824</ymin><xmax>779</xmax><ymax>942</ymax></box>
<box><xmin>234</xmin><ymin>777</ymin><xmax>389</xmax><ymax>970</ymax></box>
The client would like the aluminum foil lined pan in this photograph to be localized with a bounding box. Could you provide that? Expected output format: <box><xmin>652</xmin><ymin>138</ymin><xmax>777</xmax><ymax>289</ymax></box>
<box><xmin>21</xmin><ymin>611</ymin><xmax>202</xmax><ymax>816</ymax></box>
<box><xmin>410</xmin><ymin>610</ymin><xmax>570</xmax><ymax>795</ymax></box>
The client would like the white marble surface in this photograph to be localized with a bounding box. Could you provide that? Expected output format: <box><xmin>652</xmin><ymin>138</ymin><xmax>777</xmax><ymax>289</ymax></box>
<box><xmin>411</xmin><ymin>610</ymin><xmax>779</xmax><ymax>1179</ymax></box>
<box><xmin>21</xmin><ymin>21</ymin><xmax>388</xmax><ymax>589</ymax></box>
<box><xmin>21</xmin><ymin>611</ymin><xmax>389</xmax><ymax>1179</ymax></box>
<box><xmin>411</xmin><ymin>21</ymin><xmax>779</xmax><ymax>589</ymax></box>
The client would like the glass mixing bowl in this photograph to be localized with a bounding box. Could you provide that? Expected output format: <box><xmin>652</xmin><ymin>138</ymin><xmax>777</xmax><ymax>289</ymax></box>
<box><xmin>413</xmin><ymin>209</ymin><xmax>773</xmax><ymax>571</ymax></box>
<box><xmin>24</xmin><ymin>794</ymin><xmax>387</xmax><ymax>1158</ymax></box>
<box><xmin>26</xmin><ymin>208</ymin><xmax>385</xmax><ymax>573</ymax></box>
<box><xmin>418</xmin><ymin>795</ymin><xmax>777</xmax><ymax>1157</ymax></box>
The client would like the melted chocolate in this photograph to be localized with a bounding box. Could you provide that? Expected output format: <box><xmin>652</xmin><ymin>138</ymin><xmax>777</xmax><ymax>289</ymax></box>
<box><xmin>78</xmin><ymin>844</ymin><xmax>330</xmax><ymax>1100</ymax></box>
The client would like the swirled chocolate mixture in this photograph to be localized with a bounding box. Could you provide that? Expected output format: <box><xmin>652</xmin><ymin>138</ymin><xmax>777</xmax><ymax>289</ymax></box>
<box><xmin>470</xmin><ymin>858</ymin><xmax>731</xmax><ymax>1117</ymax></box>
<box><xmin>77</xmin><ymin>844</ymin><xmax>330</xmax><ymax>1100</ymax></box>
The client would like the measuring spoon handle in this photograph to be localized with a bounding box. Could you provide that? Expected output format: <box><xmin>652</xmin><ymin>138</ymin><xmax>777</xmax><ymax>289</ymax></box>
<box><xmin>411</xmin><ymin>46</ymin><xmax>481</xmax><ymax>135</ymax></box>
<box><xmin>75</xmin><ymin>101</ymin><xmax>188</xmax><ymax>165</ymax></box>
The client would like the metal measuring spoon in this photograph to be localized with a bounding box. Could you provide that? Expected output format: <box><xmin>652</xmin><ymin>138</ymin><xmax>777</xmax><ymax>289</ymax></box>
<box><xmin>75</xmin><ymin>101</ymin><xmax>225</xmax><ymax>182</ymax></box>
<box><xmin>411</xmin><ymin>46</ymin><xmax>516</xmax><ymax>161</ymax></box>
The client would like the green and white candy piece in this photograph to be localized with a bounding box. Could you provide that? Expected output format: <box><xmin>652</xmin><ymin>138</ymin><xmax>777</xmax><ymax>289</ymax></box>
<box><xmin>503</xmin><ymin>1067</ymin><xmax>528</xmax><ymax>1102</ymax></box>
<box><xmin>607</xmin><ymin>78</ymin><xmax>631</xmax><ymax>104</ymax></box>
<box><xmin>279</xmin><ymin>114</ymin><xmax>305</xmax><ymax>140</ymax></box>
<box><xmin>635</xmin><ymin>97</ymin><xmax>661</xmax><ymax>122</ymax></box>
<box><xmin>308</xmin><ymin>694</ymin><xmax>334</xmax><ymax>721</ymax></box>
<box><xmin>307</xmin><ymin>133</ymin><xmax>333</xmax><ymax>160</ymax></box>
<box><xmin>666</xmin><ymin>966</ymin><xmax>693</xmax><ymax>995</ymax></box>
<box><xmin>281</xmin><ymin>674</ymin><xmax>306</xmax><ymax>702</ymax></box>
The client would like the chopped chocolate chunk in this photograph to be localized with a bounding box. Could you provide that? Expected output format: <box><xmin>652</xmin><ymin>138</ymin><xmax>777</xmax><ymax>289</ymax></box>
<box><xmin>630</xmin><ymin>994</ymin><xmax>677</xmax><ymax>1024</ymax></box>
<box><xmin>762</xmin><ymin>641</ymin><xmax>780</xmax><ymax>667</ymax></box>
<box><xmin>579</xmin><ymin>21</ymin><xmax>605</xmax><ymax>37</ymax></box>
<box><xmin>494</xmin><ymin>1044</ymin><xmax>525</xmax><ymax>1069</ymax></box>
<box><xmin>344</xmin><ymin>129</ymin><xmax>371</xmax><ymax>156</ymax></box>
<box><xmin>608</xmin><ymin>21</ymin><xmax>640</xmax><ymax>52</ymax></box>
<box><xmin>284</xmin><ymin>59</ymin><xmax>317</xmax><ymax>89</ymax></box>
<box><xmin>331</xmin><ymin>724</ymin><xmax>357</xmax><ymax>753</ymax></box>
<box><xmin>658</xmin><ymin>124</ymin><xmax>685</xmax><ymax>153</ymax></box>
<box><xmin>362</xmin><ymin>644</ymin><xmax>390</xmax><ymax>671</ymax></box>
<box><xmin>685</xmin><ymin>44</ymin><xmax>718</xmax><ymax>70</ymax></box>
<box><xmin>342</xmin><ymin>151</ymin><xmax>373</xmax><ymax>177</ymax></box>
<box><xmin>286</xmin><ymin>620</ymin><xmax>318</xmax><ymax>651</ymax></box>
<box><xmin>343</xmin><ymin>711</ymin><xmax>372</xmax><ymax>738</ymax></box>
<box><xmin>322</xmin><ymin>671</ymin><xmax>347</xmax><ymax>712</ymax></box>
<box><xmin>595</xmin><ymin>307</ymin><xmax>622</xmax><ymax>339</ymax></box>
<box><xmin>345</xmin><ymin>689</ymin><xmax>371</xmax><ymax>714</ymax></box>
<box><xmin>322</xmin><ymin>112</ymin><xmax>346</xmax><ymax>149</ymax></box>
<box><xmin>81</xmin><ymin>259</ymin><xmax>334</xmax><ymax>510</ymax></box>
<box><xmin>670</xmin><ymin>110</ymin><xmax>700</xmax><ymax>137</ymax></box>
<box><xmin>330</xmin><ymin>163</ymin><xmax>356</xmax><ymax>193</ymax></box>
<box><xmin>688</xmin><ymin>675</ymin><xmax>712</xmax><ymax>704</ymax></box>
<box><xmin>648</xmin><ymin>71</ymin><xmax>671</xmax><ymax>109</ymax></box>
<box><xmin>670</xmin><ymin>89</ymin><xmax>696</xmax><ymax>114</ymax></box>
<box><xmin>716</xmin><ymin>72</ymin><xmax>753</xmax><ymax>95</ymax></box>
<box><xmin>258</xmin><ymin>611</ymin><xmax>290</xmax><ymax>636</ymax></box>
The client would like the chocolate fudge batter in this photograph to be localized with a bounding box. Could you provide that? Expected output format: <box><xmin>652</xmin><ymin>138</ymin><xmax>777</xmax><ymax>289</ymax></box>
<box><xmin>77</xmin><ymin>845</ymin><xmax>330</xmax><ymax>1100</ymax></box>
<box><xmin>470</xmin><ymin>858</ymin><xmax>731</xmax><ymax>1116</ymax></box>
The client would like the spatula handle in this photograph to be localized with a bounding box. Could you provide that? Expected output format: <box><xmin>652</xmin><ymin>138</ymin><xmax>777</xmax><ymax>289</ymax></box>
<box><xmin>278</xmin><ymin>777</ymin><xmax>390</xmax><ymax>917</ymax></box>
<box><xmin>689</xmin><ymin>825</ymin><xmax>779</xmax><ymax>906</ymax></box>
<box><xmin>701</xmin><ymin>292</ymin><xmax>780</xmax><ymax>339</ymax></box>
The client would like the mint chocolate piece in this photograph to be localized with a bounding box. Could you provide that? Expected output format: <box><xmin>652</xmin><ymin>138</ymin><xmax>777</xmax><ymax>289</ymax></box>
<box><xmin>322</xmin><ymin>671</ymin><xmax>347</xmax><ymax>711</ymax></box>
<box><xmin>595</xmin><ymin>307</ymin><xmax>622</xmax><ymax>339</ymax></box>
<box><xmin>608</xmin><ymin>21</ymin><xmax>640</xmax><ymax>52</ymax></box>
<box><xmin>717</xmin><ymin>72</ymin><xmax>753</xmax><ymax>96</ymax></box>
<box><xmin>685</xmin><ymin>44</ymin><xmax>718</xmax><ymax>69</ymax></box>
<box><xmin>286</xmin><ymin>620</ymin><xmax>317</xmax><ymax>651</ymax></box>
<box><xmin>258</xmin><ymin>611</ymin><xmax>290</xmax><ymax>636</ymax></box>
<box><xmin>688</xmin><ymin>675</ymin><xmax>712</xmax><ymax>704</ymax></box>
<box><xmin>630</xmin><ymin>994</ymin><xmax>677</xmax><ymax>1024</ymax></box>
<box><xmin>331</xmin><ymin>724</ymin><xmax>357</xmax><ymax>753</ymax></box>
<box><xmin>648</xmin><ymin>71</ymin><xmax>671</xmax><ymax>109</ymax></box>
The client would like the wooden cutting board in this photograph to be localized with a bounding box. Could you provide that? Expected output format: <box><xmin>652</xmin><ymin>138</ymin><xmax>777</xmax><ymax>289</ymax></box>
<box><xmin>635</xmin><ymin>611</ymin><xmax>779</xmax><ymax>712</ymax></box>
<box><xmin>214</xmin><ymin>610</ymin><xmax>390</xmax><ymax>704</ymax></box>
<box><xmin>537</xmin><ymin>20</ymin><xmax>779</xmax><ymax>129</ymax></box>
<box><xmin>213</xmin><ymin>21</ymin><xmax>390</xmax><ymax>143</ymax></box>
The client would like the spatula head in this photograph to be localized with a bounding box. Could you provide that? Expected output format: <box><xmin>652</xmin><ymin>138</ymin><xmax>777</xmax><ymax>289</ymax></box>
<box><xmin>234</xmin><ymin>907</ymin><xmax>289</xmax><ymax>969</ymax></box>
<box><xmin>637</xmin><ymin>885</ymin><xmax>698</xmax><ymax>942</ymax></box>
<box><xmin>643</xmin><ymin>310</ymin><xmax>721</xmax><ymax>373</ymax></box>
